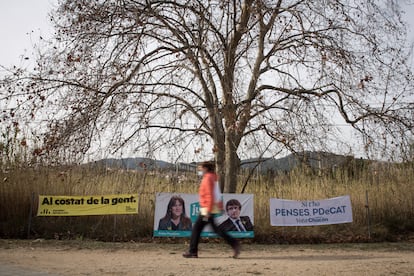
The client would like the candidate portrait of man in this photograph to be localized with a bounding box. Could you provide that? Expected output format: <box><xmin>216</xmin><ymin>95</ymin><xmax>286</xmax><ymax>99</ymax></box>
<box><xmin>218</xmin><ymin>199</ymin><xmax>253</xmax><ymax>232</ymax></box>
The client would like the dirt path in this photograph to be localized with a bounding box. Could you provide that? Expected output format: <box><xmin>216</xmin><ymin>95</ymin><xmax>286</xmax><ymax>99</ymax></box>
<box><xmin>0</xmin><ymin>240</ymin><xmax>413</xmax><ymax>275</ymax></box>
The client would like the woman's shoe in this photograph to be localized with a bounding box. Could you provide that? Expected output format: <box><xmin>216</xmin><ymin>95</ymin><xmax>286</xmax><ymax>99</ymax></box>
<box><xmin>182</xmin><ymin>252</ymin><xmax>198</xmax><ymax>258</ymax></box>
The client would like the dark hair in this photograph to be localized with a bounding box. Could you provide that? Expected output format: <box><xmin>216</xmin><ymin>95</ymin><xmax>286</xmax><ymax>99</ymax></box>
<box><xmin>199</xmin><ymin>161</ymin><xmax>215</xmax><ymax>172</ymax></box>
<box><xmin>226</xmin><ymin>199</ymin><xmax>242</xmax><ymax>211</ymax></box>
<box><xmin>160</xmin><ymin>196</ymin><xmax>191</xmax><ymax>229</ymax></box>
<box><xmin>166</xmin><ymin>196</ymin><xmax>186</xmax><ymax>217</ymax></box>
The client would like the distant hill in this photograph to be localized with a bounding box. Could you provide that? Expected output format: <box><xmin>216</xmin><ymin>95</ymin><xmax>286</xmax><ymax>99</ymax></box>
<box><xmin>93</xmin><ymin>157</ymin><xmax>175</xmax><ymax>171</ymax></box>
<box><xmin>91</xmin><ymin>151</ymin><xmax>357</xmax><ymax>173</ymax></box>
<box><xmin>241</xmin><ymin>151</ymin><xmax>354</xmax><ymax>173</ymax></box>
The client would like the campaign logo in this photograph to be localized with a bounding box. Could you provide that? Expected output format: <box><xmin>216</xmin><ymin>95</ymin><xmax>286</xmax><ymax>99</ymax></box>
<box><xmin>190</xmin><ymin>202</ymin><xmax>200</xmax><ymax>223</ymax></box>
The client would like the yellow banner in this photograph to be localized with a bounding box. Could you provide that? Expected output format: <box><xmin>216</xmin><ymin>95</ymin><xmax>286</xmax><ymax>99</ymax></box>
<box><xmin>37</xmin><ymin>194</ymin><xmax>139</xmax><ymax>216</ymax></box>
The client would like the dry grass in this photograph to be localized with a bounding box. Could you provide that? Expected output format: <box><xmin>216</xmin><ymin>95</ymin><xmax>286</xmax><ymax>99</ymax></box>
<box><xmin>0</xmin><ymin>161</ymin><xmax>413</xmax><ymax>243</ymax></box>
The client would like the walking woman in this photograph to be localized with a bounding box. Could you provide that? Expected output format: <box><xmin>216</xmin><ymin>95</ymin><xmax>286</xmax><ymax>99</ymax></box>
<box><xmin>183</xmin><ymin>161</ymin><xmax>240</xmax><ymax>258</ymax></box>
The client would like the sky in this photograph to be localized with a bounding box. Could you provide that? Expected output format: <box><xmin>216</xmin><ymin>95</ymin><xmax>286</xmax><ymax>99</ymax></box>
<box><xmin>0</xmin><ymin>0</ymin><xmax>413</xmax><ymax>161</ymax></box>
<box><xmin>0</xmin><ymin>1</ymin><xmax>55</xmax><ymax>69</ymax></box>
<box><xmin>0</xmin><ymin>1</ymin><xmax>414</xmax><ymax>69</ymax></box>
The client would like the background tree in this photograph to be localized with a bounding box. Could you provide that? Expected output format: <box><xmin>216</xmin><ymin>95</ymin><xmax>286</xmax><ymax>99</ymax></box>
<box><xmin>2</xmin><ymin>0</ymin><xmax>413</xmax><ymax>192</ymax></box>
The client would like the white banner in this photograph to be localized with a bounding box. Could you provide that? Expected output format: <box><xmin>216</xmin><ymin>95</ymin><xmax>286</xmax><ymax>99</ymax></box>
<box><xmin>270</xmin><ymin>195</ymin><xmax>353</xmax><ymax>226</ymax></box>
<box><xmin>153</xmin><ymin>193</ymin><xmax>254</xmax><ymax>238</ymax></box>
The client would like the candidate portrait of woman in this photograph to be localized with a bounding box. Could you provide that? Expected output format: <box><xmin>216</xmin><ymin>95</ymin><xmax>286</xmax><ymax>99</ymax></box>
<box><xmin>158</xmin><ymin>195</ymin><xmax>192</xmax><ymax>231</ymax></box>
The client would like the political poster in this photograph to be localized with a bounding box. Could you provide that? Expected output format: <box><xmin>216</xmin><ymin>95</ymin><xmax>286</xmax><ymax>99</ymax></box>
<box><xmin>37</xmin><ymin>194</ymin><xmax>139</xmax><ymax>216</ymax></box>
<box><xmin>270</xmin><ymin>195</ymin><xmax>353</xmax><ymax>226</ymax></box>
<box><xmin>153</xmin><ymin>193</ymin><xmax>254</xmax><ymax>238</ymax></box>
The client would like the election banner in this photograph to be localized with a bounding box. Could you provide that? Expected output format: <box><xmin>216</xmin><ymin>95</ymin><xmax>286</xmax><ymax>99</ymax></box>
<box><xmin>270</xmin><ymin>195</ymin><xmax>353</xmax><ymax>226</ymax></box>
<box><xmin>37</xmin><ymin>194</ymin><xmax>139</xmax><ymax>216</ymax></box>
<box><xmin>153</xmin><ymin>193</ymin><xmax>254</xmax><ymax>238</ymax></box>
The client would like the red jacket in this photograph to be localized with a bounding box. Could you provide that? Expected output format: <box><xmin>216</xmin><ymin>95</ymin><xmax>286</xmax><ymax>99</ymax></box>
<box><xmin>199</xmin><ymin>172</ymin><xmax>217</xmax><ymax>213</ymax></box>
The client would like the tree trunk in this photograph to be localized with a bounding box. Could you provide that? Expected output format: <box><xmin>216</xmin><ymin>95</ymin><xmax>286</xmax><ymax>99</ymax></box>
<box><xmin>215</xmin><ymin>143</ymin><xmax>226</xmax><ymax>192</ymax></box>
<box><xmin>223</xmin><ymin>133</ymin><xmax>240</xmax><ymax>193</ymax></box>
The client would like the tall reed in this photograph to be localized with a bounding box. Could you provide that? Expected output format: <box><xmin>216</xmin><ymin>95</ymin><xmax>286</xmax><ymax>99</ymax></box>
<box><xmin>0</xmin><ymin>162</ymin><xmax>413</xmax><ymax>242</ymax></box>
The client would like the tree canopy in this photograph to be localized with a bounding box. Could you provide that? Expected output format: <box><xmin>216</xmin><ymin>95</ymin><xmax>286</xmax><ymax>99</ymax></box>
<box><xmin>1</xmin><ymin>0</ymin><xmax>413</xmax><ymax>192</ymax></box>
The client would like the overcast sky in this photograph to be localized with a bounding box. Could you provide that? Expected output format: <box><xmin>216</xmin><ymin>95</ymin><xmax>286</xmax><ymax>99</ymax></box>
<box><xmin>0</xmin><ymin>1</ymin><xmax>414</xmax><ymax>69</ymax></box>
<box><xmin>0</xmin><ymin>0</ymin><xmax>53</xmax><ymax>68</ymax></box>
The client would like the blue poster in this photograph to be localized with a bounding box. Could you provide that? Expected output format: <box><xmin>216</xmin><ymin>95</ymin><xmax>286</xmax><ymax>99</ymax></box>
<box><xmin>153</xmin><ymin>193</ymin><xmax>254</xmax><ymax>238</ymax></box>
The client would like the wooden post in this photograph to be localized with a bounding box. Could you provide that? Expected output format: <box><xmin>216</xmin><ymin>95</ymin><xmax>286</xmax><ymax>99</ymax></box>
<box><xmin>113</xmin><ymin>215</ymin><xmax>117</xmax><ymax>242</ymax></box>
<box><xmin>27</xmin><ymin>192</ymin><xmax>35</xmax><ymax>239</ymax></box>
<box><xmin>365</xmin><ymin>190</ymin><xmax>371</xmax><ymax>239</ymax></box>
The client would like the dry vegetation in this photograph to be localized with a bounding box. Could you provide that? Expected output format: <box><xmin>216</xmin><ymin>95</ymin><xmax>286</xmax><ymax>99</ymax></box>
<box><xmin>1</xmin><ymin>159</ymin><xmax>413</xmax><ymax>243</ymax></box>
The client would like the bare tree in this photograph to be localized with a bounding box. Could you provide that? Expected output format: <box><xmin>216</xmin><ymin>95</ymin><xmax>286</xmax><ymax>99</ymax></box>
<box><xmin>2</xmin><ymin>0</ymin><xmax>413</xmax><ymax>192</ymax></box>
